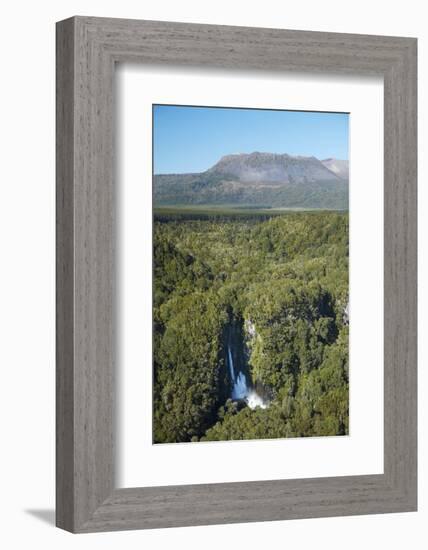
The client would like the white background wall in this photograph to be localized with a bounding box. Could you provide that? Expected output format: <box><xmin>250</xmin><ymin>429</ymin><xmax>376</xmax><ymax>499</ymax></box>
<box><xmin>0</xmin><ymin>1</ymin><xmax>425</xmax><ymax>548</ymax></box>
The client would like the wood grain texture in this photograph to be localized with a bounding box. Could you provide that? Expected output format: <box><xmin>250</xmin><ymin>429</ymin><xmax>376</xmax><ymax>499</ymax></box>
<box><xmin>56</xmin><ymin>16</ymin><xmax>417</xmax><ymax>533</ymax></box>
<box><xmin>56</xmin><ymin>18</ymin><xmax>75</xmax><ymax>532</ymax></box>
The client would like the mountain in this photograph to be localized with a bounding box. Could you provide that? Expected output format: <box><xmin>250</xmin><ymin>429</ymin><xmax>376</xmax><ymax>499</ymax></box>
<box><xmin>207</xmin><ymin>152</ymin><xmax>344</xmax><ymax>184</ymax></box>
<box><xmin>154</xmin><ymin>152</ymin><xmax>349</xmax><ymax>209</ymax></box>
<box><xmin>321</xmin><ymin>158</ymin><xmax>349</xmax><ymax>180</ymax></box>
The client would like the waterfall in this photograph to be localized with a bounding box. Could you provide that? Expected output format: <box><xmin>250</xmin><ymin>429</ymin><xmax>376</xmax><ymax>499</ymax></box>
<box><xmin>227</xmin><ymin>346</ymin><xmax>235</xmax><ymax>383</ymax></box>
<box><xmin>232</xmin><ymin>371</ymin><xmax>249</xmax><ymax>400</ymax></box>
<box><xmin>227</xmin><ymin>344</ymin><xmax>267</xmax><ymax>409</ymax></box>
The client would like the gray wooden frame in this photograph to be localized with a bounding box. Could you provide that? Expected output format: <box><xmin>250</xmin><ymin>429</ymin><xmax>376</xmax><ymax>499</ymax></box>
<box><xmin>56</xmin><ymin>16</ymin><xmax>417</xmax><ymax>533</ymax></box>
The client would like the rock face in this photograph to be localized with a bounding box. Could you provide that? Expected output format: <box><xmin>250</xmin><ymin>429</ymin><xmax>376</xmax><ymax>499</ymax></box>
<box><xmin>321</xmin><ymin>158</ymin><xmax>349</xmax><ymax>180</ymax></box>
<box><xmin>154</xmin><ymin>152</ymin><xmax>349</xmax><ymax>209</ymax></box>
<box><xmin>343</xmin><ymin>302</ymin><xmax>349</xmax><ymax>325</ymax></box>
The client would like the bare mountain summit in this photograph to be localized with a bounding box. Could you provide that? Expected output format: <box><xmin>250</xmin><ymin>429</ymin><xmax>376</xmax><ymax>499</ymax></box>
<box><xmin>208</xmin><ymin>152</ymin><xmax>343</xmax><ymax>184</ymax></box>
<box><xmin>154</xmin><ymin>152</ymin><xmax>348</xmax><ymax>209</ymax></box>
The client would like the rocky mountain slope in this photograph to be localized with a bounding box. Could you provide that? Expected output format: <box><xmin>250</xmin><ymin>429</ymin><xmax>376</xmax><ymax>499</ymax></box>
<box><xmin>321</xmin><ymin>158</ymin><xmax>349</xmax><ymax>180</ymax></box>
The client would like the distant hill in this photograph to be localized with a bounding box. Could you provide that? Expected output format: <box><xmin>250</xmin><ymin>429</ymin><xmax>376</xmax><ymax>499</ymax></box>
<box><xmin>154</xmin><ymin>152</ymin><xmax>349</xmax><ymax>209</ymax></box>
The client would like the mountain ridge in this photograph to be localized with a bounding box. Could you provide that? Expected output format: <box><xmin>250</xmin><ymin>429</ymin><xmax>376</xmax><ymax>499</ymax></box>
<box><xmin>154</xmin><ymin>152</ymin><xmax>349</xmax><ymax>209</ymax></box>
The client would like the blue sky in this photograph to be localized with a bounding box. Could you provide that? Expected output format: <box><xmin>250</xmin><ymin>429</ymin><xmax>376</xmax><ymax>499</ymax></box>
<box><xmin>153</xmin><ymin>105</ymin><xmax>349</xmax><ymax>174</ymax></box>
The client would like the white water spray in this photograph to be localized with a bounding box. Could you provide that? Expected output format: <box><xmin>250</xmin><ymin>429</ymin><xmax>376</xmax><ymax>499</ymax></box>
<box><xmin>246</xmin><ymin>390</ymin><xmax>267</xmax><ymax>409</ymax></box>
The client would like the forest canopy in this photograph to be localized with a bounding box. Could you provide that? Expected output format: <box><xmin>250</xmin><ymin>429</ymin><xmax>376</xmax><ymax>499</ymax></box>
<box><xmin>153</xmin><ymin>209</ymin><xmax>349</xmax><ymax>444</ymax></box>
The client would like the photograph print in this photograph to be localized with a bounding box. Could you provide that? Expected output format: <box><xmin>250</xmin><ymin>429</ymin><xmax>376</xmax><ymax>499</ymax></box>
<box><xmin>153</xmin><ymin>105</ymin><xmax>349</xmax><ymax>444</ymax></box>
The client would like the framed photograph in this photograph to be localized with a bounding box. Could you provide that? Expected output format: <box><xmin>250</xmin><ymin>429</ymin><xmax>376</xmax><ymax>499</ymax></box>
<box><xmin>56</xmin><ymin>16</ymin><xmax>417</xmax><ymax>532</ymax></box>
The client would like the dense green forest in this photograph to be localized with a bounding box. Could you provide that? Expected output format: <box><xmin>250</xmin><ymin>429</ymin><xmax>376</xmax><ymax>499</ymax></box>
<box><xmin>153</xmin><ymin>208</ymin><xmax>349</xmax><ymax>444</ymax></box>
